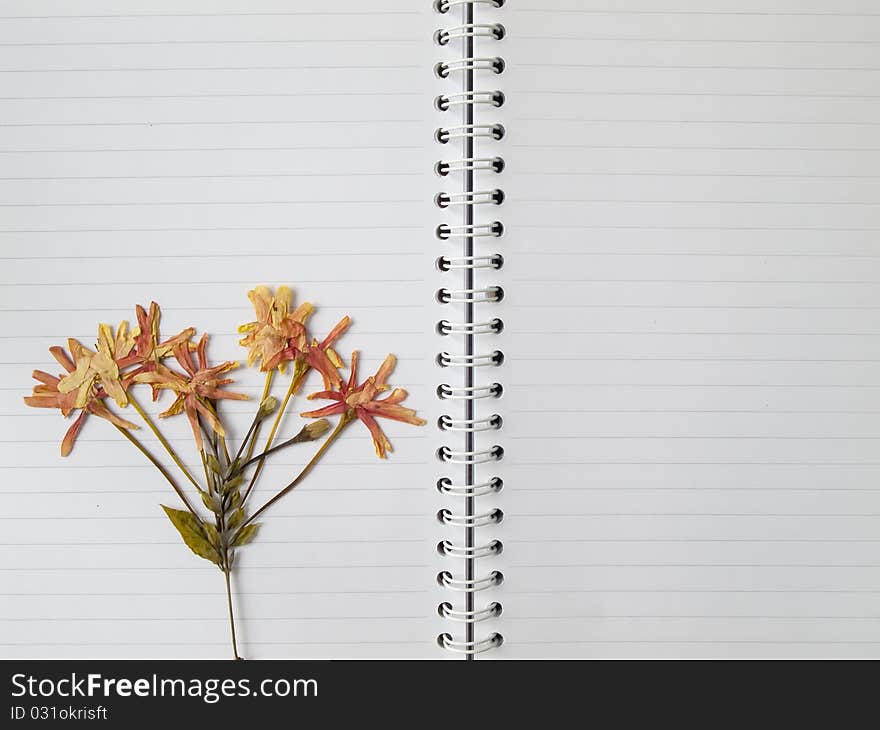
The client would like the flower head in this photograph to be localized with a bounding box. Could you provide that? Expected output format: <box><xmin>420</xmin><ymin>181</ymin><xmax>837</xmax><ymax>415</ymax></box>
<box><xmin>24</xmin><ymin>342</ymin><xmax>138</xmax><ymax>456</ymax></box>
<box><xmin>301</xmin><ymin>351</ymin><xmax>425</xmax><ymax>458</ymax></box>
<box><xmin>134</xmin><ymin>333</ymin><xmax>247</xmax><ymax>450</ymax></box>
<box><xmin>238</xmin><ymin>285</ymin><xmax>313</xmax><ymax>372</ymax></box>
<box><xmin>130</xmin><ymin>301</ymin><xmax>195</xmax><ymax>370</ymax></box>
<box><xmin>57</xmin><ymin>321</ymin><xmax>139</xmax><ymax>409</ymax></box>
<box><xmin>265</xmin><ymin>315</ymin><xmax>350</xmax><ymax>389</ymax></box>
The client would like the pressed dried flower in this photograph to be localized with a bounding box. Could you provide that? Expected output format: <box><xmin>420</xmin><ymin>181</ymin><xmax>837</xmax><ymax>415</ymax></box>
<box><xmin>25</xmin><ymin>286</ymin><xmax>422</xmax><ymax>659</ymax></box>
<box><xmin>57</xmin><ymin>322</ymin><xmax>139</xmax><ymax>409</ymax></box>
<box><xmin>24</xmin><ymin>343</ymin><xmax>138</xmax><ymax>456</ymax></box>
<box><xmin>135</xmin><ymin>333</ymin><xmax>247</xmax><ymax>450</ymax></box>
<box><xmin>238</xmin><ymin>285</ymin><xmax>313</xmax><ymax>372</ymax></box>
<box><xmin>264</xmin><ymin>315</ymin><xmax>351</xmax><ymax>389</ymax></box>
<box><xmin>301</xmin><ymin>351</ymin><xmax>425</xmax><ymax>458</ymax></box>
<box><xmin>126</xmin><ymin>302</ymin><xmax>196</xmax><ymax>393</ymax></box>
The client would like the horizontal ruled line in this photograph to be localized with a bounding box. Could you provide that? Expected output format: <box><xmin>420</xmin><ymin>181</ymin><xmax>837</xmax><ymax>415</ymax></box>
<box><xmin>0</xmin><ymin>616</ymin><xmax>425</xmax><ymax>622</ymax></box>
<box><xmin>520</xmin><ymin>62</ymin><xmax>880</xmax><ymax>71</ymax></box>
<box><xmin>518</xmin><ymin>200</ymin><xmax>880</xmax><ymax>206</ymax></box>
<box><xmin>0</xmin><ymin>565</ymin><xmax>429</xmax><ymax>571</ymax></box>
<box><xmin>0</xmin><ymin>39</ymin><xmax>421</xmax><ymax>47</ymax></box>
<box><xmin>0</xmin><ymin>119</ymin><xmax>421</xmax><ymax>127</ymax></box>
<box><xmin>0</xmin><ymin>11</ymin><xmax>420</xmax><ymax>19</ymax></box>
<box><xmin>0</xmin><ymin>145</ymin><xmax>421</xmax><ymax>153</ymax></box>
<box><xmin>516</xmin><ymin>37</ymin><xmax>880</xmax><ymax>45</ymax></box>
<box><xmin>0</xmin><ymin>199</ymin><xmax>421</xmax><ymax>208</ymax></box>
<box><xmin>507</xmin><ymin>435</ymin><xmax>880</xmax><ymax>441</ymax></box>
<box><xmin>0</xmin><ymin>225</ymin><xmax>421</xmax><ymax>233</ymax></box>
<box><xmin>519</xmin><ymin>117</ymin><xmax>880</xmax><ymax>126</ymax></box>
<box><xmin>514</xmin><ymin>279</ymin><xmax>880</xmax><ymax>284</ymax></box>
<box><xmin>0</xmin><ymin>65</ymin><xmax>418</xmax><ymax>73</ymax></box>
<box><xmin>507</xmin><ymin>615</ymin><xmax>880</xmax><ymax>621</ymax></box>
<box><xmin>510</xmin><ymin>563</ymin><xmax>880</xmax><ymax>568</ymax></box>
<box><xmin>511</xmin><ymin>9</ymin><xmax>880</xmax><ymax>17</ymax></box>
<box><xmin>514</xmin><ymin>89</ymin><xmax>880</xmax><ymax>98</ymax></box>
<box><xmin>0</xmin><ymin>251</ymin><xmax>422</xmax><ymax>260</ymax></box>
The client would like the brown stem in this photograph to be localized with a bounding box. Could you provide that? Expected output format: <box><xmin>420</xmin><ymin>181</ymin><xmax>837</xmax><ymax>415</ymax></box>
<box><xmin>114</xmin><ymin>425</ymin><xmax>199</xmax><ymax>517</ymax></box>
<box><xmin>241</xmin><ymin>361</ymin><xmax>309</xmax><ymax>504</ymax></box>
<box><xmin>243</xmin><ymin>370</ymin><xmax>275</xmax><ymax>462</ymax></box>
<box><xmin>128</xmin><ymin>392</ymin><xmax>202</xmax><ymax>491</ymax></box>
<box><xmin>233</xmin><ymin>411</ymin><xmax>353</xmax><ymax>540</ymax></box>
<box><xmin>223</xmin><ymin>566</ymin><xmax>241</xmax><ymax>660</ymax></box>
<box><xmin>233</xmin><ymin>425</ymin><xmax>323</xmax><ymax>474</ymax></box>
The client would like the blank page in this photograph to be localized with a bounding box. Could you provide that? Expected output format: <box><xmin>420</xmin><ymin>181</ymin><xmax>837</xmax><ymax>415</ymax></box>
<box><xmin>494</xmin><ymin>0</ymin><xmax>880</xmax><ymax>657</ymax></box>
<box><xmin>0</xmin><ymin>0</ymin><xmax>445</xmax><ymax>658</ymax></box>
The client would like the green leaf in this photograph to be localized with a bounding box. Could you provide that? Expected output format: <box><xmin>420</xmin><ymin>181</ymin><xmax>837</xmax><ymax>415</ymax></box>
<box><xmin>203</xmin><ymin>521</ymin><xmax>221</xmax><ymax>551</ymax></box>
<box><xmin>223</xmin><ymin>475</ymin><xmax>244</xmax><ymax>494</ymax></box>
<box><xmin>227</xmin><ymin>489</ymin><xmax>242</xmax><ymax>510</ymax></box>
<box><xmin>206</xmin><ymin>454</ymin><xmax>222</xmax><ymax>474</ymax></box>
<box><xmin>200</xmin><ymin>491</ymin><xmax>218</xmax><ymax>514</ymax></box>
<box><xmin>231</xmin><ymin>523</ymin><xmax>259</xmax><ymax>548</ymax></box>
<box><xmin>161</xmin><ymin>505</ymin><xmax>222</xmax><ymax>567</ymax></box>
<box><xmin>227</xmin><ymin>508</ymin><xmax>245</xmax><ymax>530</ymax></box>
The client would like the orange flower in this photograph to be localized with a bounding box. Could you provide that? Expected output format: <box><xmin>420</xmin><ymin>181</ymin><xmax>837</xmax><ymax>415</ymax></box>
<box><xmin>238</xmin><ymin>285</ymin><xmax>313</xmax><ymax>372</ymax></box>
<box><xmin>126</xmin><ymin>302</ymin><xmax>196</xmax><ymax>398</ymax></box>
<box><xmin>134</xmin><ymin>333</ymin><xmax>247</xmax><ymax>450</ymax></box>
<box><xmin>301</xmin><ymin>351</ymin><xmax>425</xmax><ymax>458</ymax></box>
<box><xmin>264</xmin><ymin>315</ymin><xmax>351</xmax><ymax>389</ymax></box>
<box><xmin>24</xmin><ymin>343</ymin><xmax>138</xmax><ymax>456</ymax></box>
<box><xmin>57</xmin><ymin>321</ymin><xmax>138</xmax><ymax>408</ymax></box>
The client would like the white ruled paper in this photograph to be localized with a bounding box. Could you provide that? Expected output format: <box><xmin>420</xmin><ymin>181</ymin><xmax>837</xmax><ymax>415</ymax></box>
<box><xmin>0</xmin><ymin>0</ymin><xmax>447</xmax><ymax>658</ymax></box>
<box><xmin>492</xmin><ymin>0</ymin><xmax>880</xmax><ymax>658</ymax></box>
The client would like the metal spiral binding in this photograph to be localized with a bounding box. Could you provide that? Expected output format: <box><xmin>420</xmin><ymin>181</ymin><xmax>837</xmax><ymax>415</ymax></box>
<box><xmin>434</xmin><ymin>0</ymin><xmax>504</xmax><ymax>657</ymax></box>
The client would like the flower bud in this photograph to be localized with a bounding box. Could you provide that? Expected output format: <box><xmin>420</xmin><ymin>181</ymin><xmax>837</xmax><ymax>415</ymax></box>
<box><xmin>300</xmin><ymin>418</ymin><xmax>331</xmax><ymax>442</ymax></box>
<box><xmin>258</xmin><ymin>396</ymin><xmax>279</xmax><ymax>419</ymax></box>
<box><xmin>206</xmin><ymin>453</ymin><xmax>222</xmax><ymax>474</ymax></box>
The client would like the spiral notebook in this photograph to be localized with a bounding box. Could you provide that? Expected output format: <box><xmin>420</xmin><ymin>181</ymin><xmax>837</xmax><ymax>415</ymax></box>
<box><xmin>2</xmin><ymin>0</ymin><xmax>880</xmax><ymax>659</ymax></box>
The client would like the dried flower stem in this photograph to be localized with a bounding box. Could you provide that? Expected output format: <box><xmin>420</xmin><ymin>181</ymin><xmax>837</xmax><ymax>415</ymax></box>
<box><xmin>114</xmin><ymin>425</ymin><xmax>199</xmax><ymax>517</ymax></box>
<box><xmin>242</xmin><ymin>360</ymin><xmax>308</xmax><ymax>503</ymax></box>
<box><xmin>128</xmin><ymin>393</ymin><xmax>201</xmax><ymax>491</ymax></box>
<box><xmin>223</xmin><ymin>566</ymin><xmax>241</xmax><ymax>660</ymax></box>
<box><xmin>234</xmin><ymin>411</ymin><xmax>354</xmax><ymax>539</ymax></box>
<box><xmin>231</xmin><ymin>403</ymin><xmax>270</xmax><ymax>470</ymax></box>
<box><xmin>233</xmin><ymin>423</ymin><xmax>326</xmax><ymax>474</ymax></box>
<box><xmin>199</xmin><ymin>449</ymin><xmax>211</xmax><ymax>490</ymax></box>
<box><xmin>243</xmin><ymin>371</ymin><xmax>275</xmax><ymax>462</ymax></box>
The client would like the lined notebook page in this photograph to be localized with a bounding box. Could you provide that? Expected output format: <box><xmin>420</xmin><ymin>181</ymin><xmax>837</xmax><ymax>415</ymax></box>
<box><xmin>0</xmin><ymin>1</ymin><xmax>446</xmax><ymax>658</ymax></box>
<box><xmin>496</xmin><ymin>1</ymin><xmax>880</xmax><ymax>657</ymax></box>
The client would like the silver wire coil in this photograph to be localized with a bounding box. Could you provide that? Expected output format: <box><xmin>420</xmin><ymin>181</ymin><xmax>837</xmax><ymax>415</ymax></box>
<box><xmin>436</xmin><ymin>56</ymin><xmax>505</xmax><ymax>78</ymax></box>
<box><xmin>438</xmin><ymin>570</ymin><xmax>504</xmax><ymax>592</ymax></box>
<box><xmin>438</xmin><ymin>414</ymin><xmax>502</xmax><ymax>432</ymax></box>
<box><xmin>435</xmin><ymin>90</ymin><xmax>505</xmax><ymax>111</ymax></box>
<box><xmin>435</xmin><ymin>157</ymin><xmax>504</xmax><ymax>176</ymax></box>
<box><xmin>434</xmin><ymin>0</ymin><xmax>505</xmax><ymax>12</ymax></box>
<box><xmin>436</xmin><ymin>254</ymin><xmax>503</xmax><ymax>271</ymax></box>
<box><xmin>437</xmin><ymin>476</ymin><xmax>503</xmax><ymax>497</ymax></box>
<box><xmin>437</xmin><ymin>633</ymin><xmax>504</xmax><ymax>654</ymax></box>
<box><xmin>436</xmin><ymin>222</ymin><xmax>503</xmax><ymax>240</ymax></box>
<box><xmin>439</xmin><ymin>540</ymin><xmax>503</xmax><ymax>559</ymax></box>
<box><xmin>436</xmin><ymin>383</ymin><xmax>502</xmax><ymax>400</ymax></box>
<box><xmin>438</xmin><ymin>602</ymin><xmax>503</xmax><ymax>623</ymax></box>
<box><xmin>438</xmin><ymin>508</ymin><xmax>503</xmax><ymax>527</ymax></box>
<box><xmin>437</xmin><ymin>351</ymin><xmax>504</xmax><ymax>368</ymax></box>
<box><xmin>435</xmin><ymin>188</ymin><xmax>504</xmax><ymax>207</ymax></box>
<box><xmin>437</xmin><ymin>286</ymin><xmax>503</xmax><ymax>303</ymax></box>
<box><xmin>434</xmin><ymin>23</ymin><xmax>506</xmax><ymax>45</ymax></box>
<box><xmin>435</xmin><ymin>0</ymin><xmax>504</xmax><ymax>657</ymax></box>
<box><xmin>438</xmin><ymin>446</ymin><xmax>504</xmax><ymax>465</ymax></box>
<box><xmin>438</xmin><ymin>319</ymin><xmax>503</xmax><ymax>336</ymax></box>
<box><xmin>434</xmin><ymin>89</ymin><xmax>507</xmax><ymax>112</ymax></box>
<box><xmin>435</xmin><ymin>124</ymin><xmax>505</xmax><ymax>144</ymax></box>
